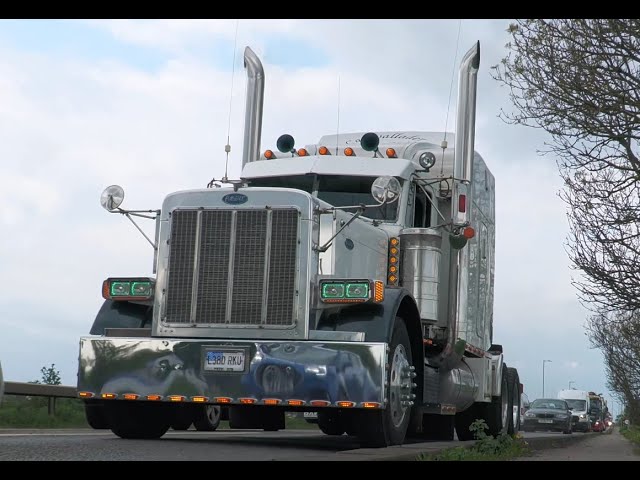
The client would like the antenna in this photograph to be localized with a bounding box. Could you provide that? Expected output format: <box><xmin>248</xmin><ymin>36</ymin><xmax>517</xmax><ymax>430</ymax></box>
<box><xmin>335</xmin><ymin>76</ymin><xmax>341</xmax><ymax>155</ymax></box>
<box><xmin>223</xmin><ymin>19</ymin><xmax>240</xmax><ymax>183</ymax></box>
<box><xmin>441</xmin><ymin>19</ymin><xmax>462</xmax><ymax>175</ymax></box>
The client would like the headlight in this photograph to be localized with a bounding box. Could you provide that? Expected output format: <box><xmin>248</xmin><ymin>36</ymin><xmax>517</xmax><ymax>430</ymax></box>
<box><xmin>525</xmin><ymin>411</ymin><xmax>535</xmax><ymax>417</ymax></box>
<box><xmin>579</xmin><ymin>414</ymin><xmax>586</xmax><ymax>419</ymax></box>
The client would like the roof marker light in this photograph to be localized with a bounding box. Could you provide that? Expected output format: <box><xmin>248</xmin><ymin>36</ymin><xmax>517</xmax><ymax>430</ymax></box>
<box><xmin>344</xmin><ymin>147</ymin><xmax>355</xmax><ymax>156</ymax></box>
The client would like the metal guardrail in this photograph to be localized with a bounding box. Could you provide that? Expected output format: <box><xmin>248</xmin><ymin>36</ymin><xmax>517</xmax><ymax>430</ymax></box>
<box><xmin>5</xmin><ymin>382</ymin><xmax>77</xmax><ymax>398</ymax></box>
<box><xmin>4</xmin><ymin>381</ymin><xmax>78</xmax><ymax>416</ymax></box>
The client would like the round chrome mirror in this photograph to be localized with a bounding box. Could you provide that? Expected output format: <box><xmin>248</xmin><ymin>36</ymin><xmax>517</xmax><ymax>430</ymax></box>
<box><xmin>100</xmin><ymin>185</ymin><xmax>125</xmax><ymax>211</ymax></box>
<box><xmin>371</xmin><ymin>176</ymin><xmax>401</xmax><ymax>205</ymax></box>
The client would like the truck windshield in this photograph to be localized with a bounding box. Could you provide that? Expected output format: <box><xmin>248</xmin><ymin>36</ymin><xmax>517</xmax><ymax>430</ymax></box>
<box><xmin>564</xmin><ymin>400</ymin><xmax>587</xmax><ymax>411</ymax></box>
<box><xmin>247</xmin><ymin>174</ymin><xmax>401</xmax><ymax>222</ymax></box>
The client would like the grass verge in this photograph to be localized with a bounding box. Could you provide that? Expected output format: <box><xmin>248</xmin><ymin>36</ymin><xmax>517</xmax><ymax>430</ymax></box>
<box><xmin>417</xmin><ymin>420</ymin><xmax>532</xmax><ymax>461</ymax></box>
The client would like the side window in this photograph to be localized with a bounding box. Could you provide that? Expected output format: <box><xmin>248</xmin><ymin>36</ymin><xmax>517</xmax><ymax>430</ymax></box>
<box><xmin>413</xmin><ymin>184</ymin><xmax>431</xmax><ymax>228</ymax></box>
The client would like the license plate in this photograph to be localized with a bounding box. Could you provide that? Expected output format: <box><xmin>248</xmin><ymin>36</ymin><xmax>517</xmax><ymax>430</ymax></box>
<box><xmin>204</xmin><ymin>349</ymin><xmax>246</xmax><ymax>372</ymax></box>
<box><xmin>538</xmin><ymin>419</ymin><xmax>553</xmax><ymax>423</ymax></box>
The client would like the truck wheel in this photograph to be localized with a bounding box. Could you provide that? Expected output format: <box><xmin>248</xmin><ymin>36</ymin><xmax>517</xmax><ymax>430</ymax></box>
<box><xmin>170</xmin><ymin>404</ymin><xmax>194</xmax><ymax>431</ymax></box>
<box><xmin>506</xmin><ymin>367</ymin><xmax>521</xmax><ymax>434</ymax></box>
<box><xmin>356</xmin><ymin>317</ymin><xmax>413</xmax><ymax>448</ymax></box>
<box><xmin>193</xmin><ymin>405</ymin><xmax>221</xmax><ymax>431</ymax></box>
<box><xmin>84</xmin><ymin>402</ymin><xmax>109</xmax><ymax>429</ymax></box>
<box><xmin>455</xmin><ymin>403</ymin><xmax>482</xmax><ymax>441</ymax></box>
<box><xmin>106</xmin><ymin>402</ymin><xmax>171</xmax><ymax>439</ymax></box>
<box><xmin>318</xmin><ymin>410</ymin><xmax>345</xmax><ymax>436</ymax></box>
<box><xmin>484</xmin><ymin>366</ymin><xmax>509</xmax><ymax>437</ymax></box>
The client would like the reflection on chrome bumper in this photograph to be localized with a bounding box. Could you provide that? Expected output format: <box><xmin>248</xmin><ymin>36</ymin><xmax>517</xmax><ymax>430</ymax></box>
<box><xmin>78</xmin><ymin>337</ymin><xmax>386</xmax><ymax>407</ymax></box>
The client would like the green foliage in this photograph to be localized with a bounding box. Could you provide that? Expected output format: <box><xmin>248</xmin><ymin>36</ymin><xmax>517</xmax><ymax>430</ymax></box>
<box><xmin>0</xmin><ymin>395</ymin><xmax>87</xmax><ymax>428</ymax></box>
<box><xmin>31</xmin><ymin>364</ymin><xmax>62</xmax><ymax>386</ymax></box>
<box><xmin>620</xmin><ymin>425</ymin><xmax>640</xmax><ymax>446</ymax></box>
<box><xmin>418</xmin><ymin>419</ymin><xmax>531</xmax><ymax>461</ymax></box>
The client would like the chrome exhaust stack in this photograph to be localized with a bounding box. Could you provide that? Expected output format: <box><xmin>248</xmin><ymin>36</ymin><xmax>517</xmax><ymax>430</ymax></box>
<box><xmin>454</xmin><ymin>41</ymin><xmax>480</xmax><ymax>184</ymax></box>
<box><xmin>241</xmin><ymin>47</ymin><xmax>265</xmax><ymax>169</ymax></box>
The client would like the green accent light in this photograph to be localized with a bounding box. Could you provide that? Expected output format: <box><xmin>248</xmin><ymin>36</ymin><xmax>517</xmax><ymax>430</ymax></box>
<box><xmin>111</xmin><ymin>282</ymin><xmax>131</xmax><ymax>297</ymax></box>
<box><xmin>131</xmin><ymin>281</ymin><xmax>152</xmax><ymax>297</ymax></box>
<box><xmin>321</xmin><ymin>283</ymin><xmax>345</xmax><ymax>299</ymax></box>
<box><xmin>346</xmin><ymin>282</ymin><xmax>369</xmax><ymax>298</ymax></box>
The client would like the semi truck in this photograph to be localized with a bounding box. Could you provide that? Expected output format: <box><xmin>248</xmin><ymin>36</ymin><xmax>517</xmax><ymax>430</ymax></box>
<box><xmin>77</xmin><ymin>41</ymin><xmax>522</xmax><ymax>447</ymax></box>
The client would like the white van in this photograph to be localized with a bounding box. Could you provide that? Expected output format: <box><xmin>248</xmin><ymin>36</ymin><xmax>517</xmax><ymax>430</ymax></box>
<box><xmin>558</xmin><ymin>389</ymin><xmax>591</xmax><ymax>432</ymax></box>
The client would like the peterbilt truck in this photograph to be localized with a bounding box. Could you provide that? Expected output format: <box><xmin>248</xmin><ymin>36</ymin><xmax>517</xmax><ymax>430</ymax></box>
<box><xmin>77</xmin><ymin>41</ymin><xmax>522</xmax><ymax>447</ymax></box>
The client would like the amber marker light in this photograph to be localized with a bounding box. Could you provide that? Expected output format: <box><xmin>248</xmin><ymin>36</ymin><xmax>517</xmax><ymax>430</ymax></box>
<box><xmin>214</xmin><ymin>397</ymin><xmax>232</xmax><ymax>404</ymax></box>
<box><xmin>192</xmin><ymin>396</ymin><xmax>208</xmax><ymax>403</ymax></box>
<box><xmin>362</xmin><ymin>402</ymin><xmax>382</xmax><ymax>409</ymax></box>
<box><xmin>239</xmin><ymin>398</ymin><xmax>257</xmax><ymax>405</ymax></box>
<box><xmin>374</xmin><ymin>280</ymin><xmax>384</xmax><ymax>303</ymax></box>
<box><xmin>310</xmin><ymin>400</ymin><xmax>330</xmax><ymax>407</ymax></box>
<box><xmin>264</xmin><ymin>149</ymin><xmax>275</xmax><ymax>159</ymax></box>
<box><xmin>146</xmin><ymin>395</ymin><xmax>162</xmax><ymax>401</ymax></box>
<box><xmin>123</xmin><ymin>394</ymin><xmax>139</xmax><ymax>400</ymax></box>
<box><xmin>101</xmin><ymin>393</ymin><xmax>117</xmax><ymax>399</ymax></box>
<box><xmin>386</xmin><ymin>148</ymin><xmax>397</xmax><ymax>158</ymax></box>
<box><xmin>169</xmin><ymin>395</ymin><xmax>185</xmax><ymax>402</ymax></box>
<box><xmin>263</xmin><ymin>398</ymin><xmax>282</xmax><ymax>406</ymax></box>
<box><xmin>318</xmin><ymin>146</ymin><xmax>330</xmax><ymax>155</ymax></box>
<box><xmin>336</xmin><ymin>401</ymin><xmax>355</xmax><ymax>408</ymax></box>
<box><xmin>297</xmin><ymin>148</ymin><xmax>309</xmax><ymax>156</ymax></box>
<box><xmin>287</xmin><ymin>400</ymin><xmax>305</xmax><ymax>406</ymax></box>
<box><xmin>344</xmin><ymin>147</ymin><xmax>355</xmax><ymax>156</ymax></box>
<box><xmin>78</xmin><ymin>392</ymin><xmax>94</xmax><ymax>398</ymax></box>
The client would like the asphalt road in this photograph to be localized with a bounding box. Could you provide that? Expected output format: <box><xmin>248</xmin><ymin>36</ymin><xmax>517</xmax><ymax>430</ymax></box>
<box><xmin>0</xmin><ymin>428</ymin><xmax>611</xmax><ymax>461</ymax></box>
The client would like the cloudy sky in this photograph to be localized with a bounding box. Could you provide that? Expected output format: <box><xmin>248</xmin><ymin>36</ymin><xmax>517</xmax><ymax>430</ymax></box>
<box><xmin>0</xmin><ymin>19</ymin><xmax>618</xmax><ymax>416</ymax></box>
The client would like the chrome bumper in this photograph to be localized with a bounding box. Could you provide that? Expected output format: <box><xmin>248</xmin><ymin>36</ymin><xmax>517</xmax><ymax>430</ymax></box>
<box><xmin>78</xmin><ymin>337</ymin><xmax>386</xmax><ymax>407</ymax></box>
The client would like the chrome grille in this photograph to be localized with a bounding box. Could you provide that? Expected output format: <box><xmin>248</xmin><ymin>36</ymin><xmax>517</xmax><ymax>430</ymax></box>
<box><xmin>164</xmin><ymin>208</ymin><xmax>299</xmax><ymax>326</ymax></box>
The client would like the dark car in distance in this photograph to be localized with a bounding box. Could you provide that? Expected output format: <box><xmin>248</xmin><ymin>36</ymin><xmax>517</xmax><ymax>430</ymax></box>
<box><xmin>522</xmin><ymin>398</ymin><xmax>573</xmax><ymax>434</ymax></box>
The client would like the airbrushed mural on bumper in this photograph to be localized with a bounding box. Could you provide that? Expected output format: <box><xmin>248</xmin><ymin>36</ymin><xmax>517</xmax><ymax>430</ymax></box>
<box><xmin>78</xmin><ymin>337</ymin><xmax>386</xmax><ymax>406</ymax></box>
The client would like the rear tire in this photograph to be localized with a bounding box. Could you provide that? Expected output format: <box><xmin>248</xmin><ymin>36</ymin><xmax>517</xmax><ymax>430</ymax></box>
<box><xmin>356</xmin><ymin>317</ymin><xmax>413</xmax><ymax>448</ymax></box>
<box><xmin>105</xmin><ymin>401</ymin><xmax>171</xmax><ymax>439</ymax></box>
<box><xmin>170</xmin><ymin>404</ymin><xmax>194</xmax><ymax>431</ymax></box>
<box><xmin>193</xmin><ymin>405</ymin><xmax>221</xmax><ymax>431</ymax></box>
<box><xmin>318</xmin><ymin>410</ymin><xmax>345</xmax><ymax>436</ymax></box>
<box><xmin>506</xmin><ymin>367</ymin><xmax>521</xmax><ymax>434</ymax></box>
<box><xmin>484</xmin><ymin>366</ymin><xmax>509</xmax><ymax>437</ymax></box>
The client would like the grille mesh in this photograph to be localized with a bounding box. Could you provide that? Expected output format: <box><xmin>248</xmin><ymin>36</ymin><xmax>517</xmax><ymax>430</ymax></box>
<box><xmin>165</xmin><ymin>208</ymin><xmax>298</xmax><ymax>326</ymax></box>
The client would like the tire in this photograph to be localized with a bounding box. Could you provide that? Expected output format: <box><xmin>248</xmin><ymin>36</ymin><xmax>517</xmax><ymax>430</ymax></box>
<box><xmin>105</xmin><ymin>401</ymin><xmax>171</xmax><ymax>439</ymax></box>
<box><xmin>84</xmin><ymin>402</ymin><xmax>109</xmax><ymax>430</ymax></box>
<box><xmin>171</xmin><ymin>404</ymin><xmax>194</xmax><ymax>431</ymax></box>
<box><xmin>506</xmin><ymin>367</ymin><xmax>521</xmax><ymax>434</ymax></box>
<box><xmin>318</xmin><ymin>410</ymin><xmax>345</xmax><ymax>436</ymax></box>
<box><xmin>193</xmin><ymin>405</ymin><xmax>221</xmax><ymax>432</ymax></box>
<box><xmin>356</xmin><ymin>317</ymin><xmax>414</xmax><ymax>448</ymax></box>
<box><xmin>484</xmin><ymin>365</ymin><xmax>509</xmax><ymax>437</ymax></box>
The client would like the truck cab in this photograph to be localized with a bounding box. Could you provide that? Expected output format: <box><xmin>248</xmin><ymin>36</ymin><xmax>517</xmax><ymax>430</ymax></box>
<box><xmin>558</xmin><ymin>389</ymin><xmax>592</xmax><ymax>432</ymax></box>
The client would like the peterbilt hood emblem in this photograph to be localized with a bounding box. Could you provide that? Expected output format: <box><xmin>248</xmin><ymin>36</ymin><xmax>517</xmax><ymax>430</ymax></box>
<box><xmin>222</xmin><ymin>193</ymin><xmax>248</xmax><ymax>205</ymax></box>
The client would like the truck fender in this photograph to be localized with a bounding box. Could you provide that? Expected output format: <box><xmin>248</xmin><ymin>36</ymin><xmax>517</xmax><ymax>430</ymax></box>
<box><xmin>90</xmin><ymin>299</ymin><xmax>152</xmax><ymax>335</ymax></box>
<box><xmin>315</xmin><ymin>286</ymin><xmax>422</xmax><ymax>361</ymax></box>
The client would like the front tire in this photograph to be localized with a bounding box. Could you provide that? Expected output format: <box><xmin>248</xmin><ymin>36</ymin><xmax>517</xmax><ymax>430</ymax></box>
<box><xmin>356</xmin><ymin>317</ymin><xmax>413</xmax><ymax>448</ymax></box>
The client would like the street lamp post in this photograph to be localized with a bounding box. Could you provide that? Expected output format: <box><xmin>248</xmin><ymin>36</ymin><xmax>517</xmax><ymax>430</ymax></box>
<box><xmin>542</xmin><ymin>359</ymin><xmax>552</xmax><ymax>397</ymax></box>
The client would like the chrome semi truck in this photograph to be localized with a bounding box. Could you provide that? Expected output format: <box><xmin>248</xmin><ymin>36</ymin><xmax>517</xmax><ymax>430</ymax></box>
<box><xmin>77</xmin><ymin>41</ymin><xmax>522</xmax><ymax>447</ymax></box>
